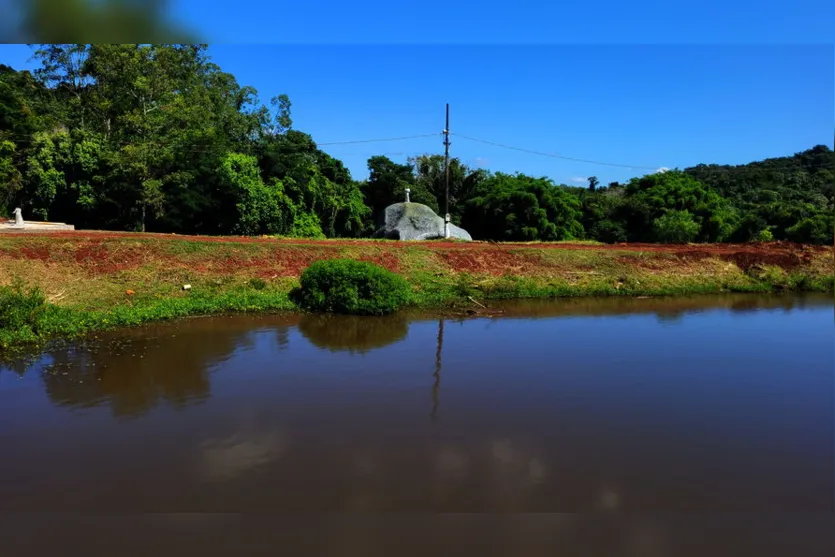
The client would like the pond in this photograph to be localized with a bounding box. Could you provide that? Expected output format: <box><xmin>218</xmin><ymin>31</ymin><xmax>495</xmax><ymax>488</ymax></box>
<box><xmin>1</xmin><ymin>293</ymin><xmax>833</xmax><ymax>551</ymax></box>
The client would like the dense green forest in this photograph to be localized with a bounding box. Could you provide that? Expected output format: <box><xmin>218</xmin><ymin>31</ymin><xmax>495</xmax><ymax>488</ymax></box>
<box><xmin>1</xmin><ymin>44</ymin><xmax>832</xmax><ymax>244</ymax></box>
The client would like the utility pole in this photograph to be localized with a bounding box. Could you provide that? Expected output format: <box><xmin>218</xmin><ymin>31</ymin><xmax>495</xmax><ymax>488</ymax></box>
<box><xmin>443</xmin><ymin>103</ymin><xmax>451</xmax><ymax>239</ymax></box>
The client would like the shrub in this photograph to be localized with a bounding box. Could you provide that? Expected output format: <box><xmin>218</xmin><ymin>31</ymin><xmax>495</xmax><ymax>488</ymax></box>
<box><xmin>652</xmin><ymin>210</ymin><xmax>700</xmax><ymax>244</ymax></box>
<box><xmin>248</xmin><ymin>277</ymin><xmax>267</xmax><ymax>290</ymax></box>
<box><xmin>296</xmin><ymin>259</ymin><xmax>411</xmax><ymax>315</ymax></box>
<box><xmin>0</xmin><ymin>278</ymin><xmax>48</xmax><ymax>333</ymax></box>
<box><xmin>756</xmin><ymin>228</ymin><xmax>774</xmax><ymax>242</ymax></box>
<box><xmin>290</xmin><ymin>212</ymin><xmax>326</xmax><ymax>239</ymax></box>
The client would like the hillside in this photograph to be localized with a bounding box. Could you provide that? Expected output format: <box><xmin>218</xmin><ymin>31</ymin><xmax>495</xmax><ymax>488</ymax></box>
<box><xmin>683</xmin><ymin>145</ymin><xmax>834</xmax><ymax>244</ymax></box>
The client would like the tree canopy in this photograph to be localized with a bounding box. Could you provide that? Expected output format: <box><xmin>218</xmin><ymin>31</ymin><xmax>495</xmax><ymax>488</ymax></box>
<box><xmin>1</xmin><ymin>44</ymin><xmax>831</xmax><ymax>245</ymax></box>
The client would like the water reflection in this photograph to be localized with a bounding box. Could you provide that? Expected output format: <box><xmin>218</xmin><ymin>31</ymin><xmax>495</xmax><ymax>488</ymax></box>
<box><xmin>297</xmin><ymin>313</ymin><xmax>408</xmax><ymax>353</ymax></box>
<box><xmin>432</xmin><ymin>319</ymin><xmax>444</xmax><ymax>421</ymax></box>
<box><xmin>3</xmin><ymin>515</ymin><xmax>833</xmax><ymax>556</ymax></box>
<box><xmin>0</xmin><ymin>293</ymin><xmax>831</xmax><ymax>515</ymax></box>
<box><xmin>196</xmin><ymin>413</ymin><xmax>288</xmax><ymax>483</ymax></box>
<box><xmin>38</xmin><ymin>316</ymin><xmax>299</xmax><ymax>418</ymax></box>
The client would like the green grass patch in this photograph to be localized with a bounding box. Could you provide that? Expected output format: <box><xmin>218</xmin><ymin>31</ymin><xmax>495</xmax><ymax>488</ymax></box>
<box><xmin>0</xmin><ymin>284</ymin><xmax>296</xmax><ymax>354</ymax></box>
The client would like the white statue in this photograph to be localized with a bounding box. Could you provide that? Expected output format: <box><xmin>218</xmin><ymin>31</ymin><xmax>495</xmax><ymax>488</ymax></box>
<box><xmin>13</xmin><ymin>208</ymin><xmax>23</xmax><ymax>226</ymax></box>
<box><xmin>405</xmin><ymin>188</ymin><xmax>411</xmax><ymax>203</ymax></box>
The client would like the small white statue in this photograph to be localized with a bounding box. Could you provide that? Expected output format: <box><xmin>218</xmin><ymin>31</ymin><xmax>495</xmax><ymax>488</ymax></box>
<box><xmin>13</xmin><ymin>207</ymin><xmax>23</xmax><ymax>226</ymax></box>
<box><xmin>405</xmin><ymin>188</ymin><xmax>411</xmax><ymax>203</ymax></box>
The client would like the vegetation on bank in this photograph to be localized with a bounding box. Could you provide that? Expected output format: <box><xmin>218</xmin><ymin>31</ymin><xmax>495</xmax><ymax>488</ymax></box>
<box><xmin>2</xmin><ymin>45</ymin><xmax>833</xmax><ymax>246</ymax></box>
<box><xmin>1</xmin><ymin>234</ymin><xmax>832</xmax><ymax>352</ymax></box>
<box><xmin>294</xmin><ymin>259</ymin><xmax>411</xmax><ymax>315</ymax></box>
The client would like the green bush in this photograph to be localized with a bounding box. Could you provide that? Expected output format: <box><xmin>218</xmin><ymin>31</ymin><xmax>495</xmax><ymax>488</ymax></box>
<box><xmin>248</xmin><ymin>277</ymin><xmax>267</xmax><ymax>290</ymax></box>
<box><xmin>290</xmin><ymin>212</ymin><xmax>326</xmax><ymax>239</ymax></box>
<box><xmin>296</xmin><ymin>259</ymin><xmax>411</xmax><ymax>315</ymax></box>
<box><xmin>652</xmin><ymin>210</ymin><xmax>700</xmax><ymax>244</ymax></box>
<box><xmin>0</xmin><ymin>279</ymin><xmax>48</xmax><ymax>331</ymax></box>
<box><xmin>756</xmin><ymin>228</ymin><xmax>774</xmax><ymax>242</ymax></box>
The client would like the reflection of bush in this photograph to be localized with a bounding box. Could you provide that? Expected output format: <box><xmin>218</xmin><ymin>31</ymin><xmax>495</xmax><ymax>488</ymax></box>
<box><xmin>298</xmin><ymin>313</ymin><xmax>409</xmax><ymax>354</ymax></box>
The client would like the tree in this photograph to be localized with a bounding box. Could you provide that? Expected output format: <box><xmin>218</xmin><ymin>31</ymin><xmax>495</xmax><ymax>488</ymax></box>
<box><xmin>409</xmin><ymin>154</ymin><xmax>487</xmax><ymax>223</ymax></box>
<box><xmin>462</xmin><ymin>173</ymin><xmax>584</xmax><ymax>241</ymax></box>
<box><xmin>0</xmin><ymin>140</ymin><xmax>23</xmax><ymax>213</ymax></box>
<box><xmin>588</xmin><ymin>176</ymin><xmax>599</xmax><ymax>192</ymax></box>
<box><xmin>652</xmin><ymin>210</ymin><xmax>700</xmax><ymax>244</ymax></box>
<box><xmin>785</xmin><ymin>213</ymin><xmax>834</xmax><ymax>245</ymax></box>
<box><xmin>259</xmin><ymin>129</ymin><xmax>368</xmax><ymax>238</ymax></box>
<box><xmin>217</xmin><ymin>152</ymin><xmax>293</xmax><ymax>236</ymax></box>
<box><xmin>623</xmin><ymin>170</ymin><xmax>737</xmax><ymax>243</ymax></box>
<box><xmin>361</xmin><ymin>156</ymin><xmax>437</xmax><ymax>226</ymax></box>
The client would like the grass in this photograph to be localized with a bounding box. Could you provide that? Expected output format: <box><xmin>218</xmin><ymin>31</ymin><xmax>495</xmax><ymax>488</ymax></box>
<box><xmin>0</xmin><ymin>234</ymin><xmax>832</xmax><ymax>352</ymax></box>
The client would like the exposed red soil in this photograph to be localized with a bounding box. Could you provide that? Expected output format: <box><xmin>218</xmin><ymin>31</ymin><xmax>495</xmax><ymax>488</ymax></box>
<box><xmin>436</xmin><ymin>249</ymin><xmax>547</xmax><ymax>276</ymax></box>
<box><xmin>0</xmin><ymin>230</ymin><xmax>830</xmax><ymax>277</ymax></box>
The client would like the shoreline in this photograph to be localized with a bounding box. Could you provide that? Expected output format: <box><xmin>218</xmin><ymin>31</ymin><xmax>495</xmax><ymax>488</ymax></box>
<box><xmin>1</xmin><ymin>234</ymin><xmax>832</xmax><ymax>352</ymax></box>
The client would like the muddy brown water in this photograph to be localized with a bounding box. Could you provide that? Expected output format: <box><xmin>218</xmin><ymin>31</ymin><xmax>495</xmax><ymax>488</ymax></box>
<box><xmin>1</xmin><ymin>293</ymin><xmax>833</xmax><ymax>555</ymax></box>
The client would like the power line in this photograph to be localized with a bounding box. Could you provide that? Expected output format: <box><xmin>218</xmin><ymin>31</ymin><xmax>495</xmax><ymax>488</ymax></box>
<box><xmin>451</xmin><ymin>132</ymin><xmax>661</xmax><ymax>170</ymax></box>
<box><xmin>318</xmin><ymin>133</ymin><xmax>439</xmax><ymax>146</ymax></box>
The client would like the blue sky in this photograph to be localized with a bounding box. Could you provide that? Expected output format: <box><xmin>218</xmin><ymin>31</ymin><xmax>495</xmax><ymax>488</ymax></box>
<box><xmin>168</xmin><ymin>1</ymin><xmax>835</xmax><ymax>45</ymax></box>
<box><xmin>1</xmin><ymin>41</ymin><xmax>832</xmax><ymax>185</ymax></box>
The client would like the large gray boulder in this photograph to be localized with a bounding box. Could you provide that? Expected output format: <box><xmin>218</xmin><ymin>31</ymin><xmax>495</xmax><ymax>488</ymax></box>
<box><xmin>374</xmin><ymin>202</ymin><xmax>472</xmax><ymax>241</ymax></box>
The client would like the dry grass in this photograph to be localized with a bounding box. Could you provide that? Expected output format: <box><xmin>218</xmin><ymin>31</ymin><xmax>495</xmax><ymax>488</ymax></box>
<box><xmin>0</xmin><ymin>233</ymin><xmax>832</xmax><ymax>311</ymax></box>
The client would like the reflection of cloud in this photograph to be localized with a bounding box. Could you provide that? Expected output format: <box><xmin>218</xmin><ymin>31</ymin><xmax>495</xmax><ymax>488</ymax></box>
<box><xmin>198</xmin><ymin>430</ymin><xmax>286</xmax><ymax>482</ymax></box>
<box><xmin>631</xmin><ymin>520</ymin><xmax>665</xmax><ymax>556</ymax></box>
<box><xmin>528</xmin><ymin>458</ymin><xmax>546</xmax><ymax>482</ymax></box>
<box><xmin>437</xmin><ymin>447</ymin><xmax>469</xmax><ymax>476</ymax></box>
<box><xmin>598</xmin><ymin>486</ymin><xmax>621</xmax><ymax>510</ymax></box>
<box><xmin>570</xmin><ymin>176</ymin><xmax>587</xmax><ymax>183</ymax></box>
<box><xmin>491</xmin><ymin>439</ymin><xmax>515</xmax><ymax>464</ymax></box>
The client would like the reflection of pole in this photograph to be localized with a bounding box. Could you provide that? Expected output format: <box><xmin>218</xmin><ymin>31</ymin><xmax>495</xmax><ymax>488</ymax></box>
<box><xmin>432</xmin><ymin>318</ymin><xmax>444</xmax><ymax>420</ymax></box>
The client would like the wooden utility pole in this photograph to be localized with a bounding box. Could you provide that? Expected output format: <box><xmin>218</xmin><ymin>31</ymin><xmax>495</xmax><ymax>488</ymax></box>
<box><xmin>443</xmin><ymin>103</ymin><xmax>451</xmax><ymax>238</ymax></box>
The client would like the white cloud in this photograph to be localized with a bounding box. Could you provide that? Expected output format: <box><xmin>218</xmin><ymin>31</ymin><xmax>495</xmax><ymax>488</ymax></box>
<box><xmin>655</xmin><ymin>167</ymin><xmax>670</xmax><ymax>173</ymax></box>
<box><xmin>570</xmin><ymin>176</ymin><xmax>587</xmax><ymax>183</ymax></box>
<box><xmin>472</xmin><ymin>157</ymin><xmax>490</xmax><ymax>168</ymax></box>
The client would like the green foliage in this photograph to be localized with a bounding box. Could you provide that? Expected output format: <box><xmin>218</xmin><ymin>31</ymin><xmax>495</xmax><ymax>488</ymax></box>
<box><xmin>0</xmin><ymin>278</ymin><xmax>297</xmax><ymax>351</ymax></box>
<box><xmin>463</xmin><ymin>172</ymin><xmax>585</xmax><ymax>241</ymax></box>
<box><xmin>361</xmin><ymin>155</ymin><xmax>438</xmax><ymax>226</ymax></box>
<box><xmin>685</xmin><ymin>145</ymin><xmax>833</xmax><ymax>244</ymax></box>
<box><xmin>0</xmin><ymin>46</ymin><xmax>830</xmax><ymax>245</ymax></box>
<box><xmin>652</xmin><ymin>210</ymin><xmax>701</xmax><ymax>244</ymax></box>
<box><xmin>248</xmin><ymin>278</ymin><xmax>267</xmax><ymax>290</ymax></box>
<box><xmin>296</xmin><ymin>259</ymin><xmax>411</xmax><ymax>315</ymax></box>
<box><xmin>756</xmin><ymin>228</ymin><xmax>774</xmax><ymax>242</ymax></box>
<box><xmin>785</xmin><ymin>214</ymin><xmax>834</xmax><ymax>245</ymax></box>
<box><xmin>0</xmin><ymin>140</ymin><xmax>22</xmax><ymax>210</ymax></box>
<box><xmin>624</xmin><ymin>170</ymin><xmax>737</xmax><ymax>242</ymax></box>
<box><xmin>290</xmin><ymin>211</ymin><xmax>326</xmax><ymax>239</ymax></box>
<box><xmin>0</xmin><ymin>278</ymin><xmax>47</xmax><ymax>333</ymax></box>
<box><xmin>219</xmin><ymin>152</ymin><xmax>292</xmax><ymax>236</ymax></box>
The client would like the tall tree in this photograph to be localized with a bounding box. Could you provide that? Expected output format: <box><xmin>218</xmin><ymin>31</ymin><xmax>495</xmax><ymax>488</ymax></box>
<box><xmin>463</xmin><ymin>172</ymin><xmax>585</xmax><ymax>241</ymax></box>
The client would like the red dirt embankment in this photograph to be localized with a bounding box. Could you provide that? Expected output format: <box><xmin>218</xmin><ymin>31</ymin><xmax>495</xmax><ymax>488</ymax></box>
<box><xmin>0</xmin><ymin>230</ymin><xmax>830</xmax><ymax>277</ymax></box>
